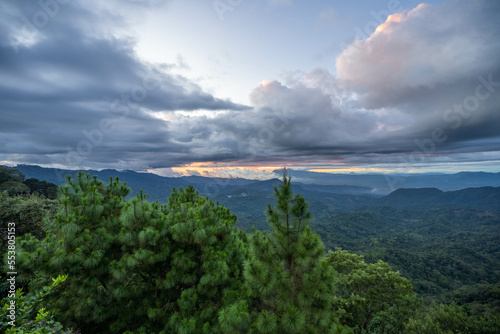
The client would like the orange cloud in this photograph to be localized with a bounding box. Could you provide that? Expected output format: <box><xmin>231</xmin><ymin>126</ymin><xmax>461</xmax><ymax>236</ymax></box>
<box><xmin>169</xmin><ymin>162</ymin><xmax>281</xmax><ymax>179</ymax></box>
<box><xmin>374</xmin><ymin>13</ymin><xmax>404</xmax><ymax>33</ymax></box>
<box><xmin>259</xmin><ymin>80</ymin><xmax>272</xmax><ymax>87</ymax></box>
<box><xmin>308</xmin><ymin>168</ymin><xmax>395</xmax><ymax>174</ymax></box>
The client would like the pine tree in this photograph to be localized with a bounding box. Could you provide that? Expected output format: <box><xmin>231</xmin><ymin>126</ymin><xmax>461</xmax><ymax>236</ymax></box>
<box><xmin>109</xmin><ymin>185</ymin><xmax>247</xmax><ymax>333</ymax></box>
<box><xmin>17</xmin><ymin>174</ymin><xmax>248</xmax><ymax>333</ymax></box>
<box><xmin>16</xmin><ymin>172</ymin><xmax>130</xmax><ymax>332</ymax></box>
<box><xmin>220</xmin><ymin>169</ymin><xmax>348</xmax><ymax>334</ymax></box>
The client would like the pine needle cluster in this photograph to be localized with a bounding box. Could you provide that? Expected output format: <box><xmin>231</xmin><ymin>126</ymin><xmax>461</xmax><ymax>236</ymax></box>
<box><xmin>219</xmin><ymin>169</ymin><xmax>348</xmax><ymax>334</ymax></box>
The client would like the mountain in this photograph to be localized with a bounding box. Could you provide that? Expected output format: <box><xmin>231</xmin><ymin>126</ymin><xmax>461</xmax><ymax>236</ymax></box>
<box><xmin>13</xmin><ymin>164</ymin><xmax>261</xmax><ymax>202</ymax></box>
<box><xmin>314</xmin><ymin>207</ymin><xmax>500</xmax><ymax>299</ymax></box>
<box><xmin>15</xmin><ymin>164</ymin><xmax>500</xmax><ymax>196</ymax></box>
<box><xmin>12</xmin><ymin>165</ymin><xmax>500</xmax><ymax>214</ymax></box>
<box><xmin>295</xmin><ymin>182</ymin><xmax>374</xmax><ymax>196</ymax></box>
<box><xmin>284</xmin><ymin>169</ymin><xmax>500</xmax><ymax>194</ymax></box>
<box><xmin>214</xmin><ymin>182</ymin><xmax>378</xmax><ymax>231</ymax></box>
<box><xmin>375</xmin><ymin>186</ymin><xmax>500</xmax><ymax>211</ymax></box>
<box><xmin>376</xmin><ymin>188</ymin><xmax>445</xmax><ymax>207</ymax></box>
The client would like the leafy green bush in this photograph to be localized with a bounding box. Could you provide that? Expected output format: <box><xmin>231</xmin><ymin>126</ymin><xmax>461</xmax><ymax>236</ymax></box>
<box><xmin>0</xmin><ymin>275</ymin><xmax>79</xmax><ymax>334</ymax></box>
<box><xmin>6</xmin><ymin>308</ymin><xmax>80</xmax><ymax>334</ymax></box>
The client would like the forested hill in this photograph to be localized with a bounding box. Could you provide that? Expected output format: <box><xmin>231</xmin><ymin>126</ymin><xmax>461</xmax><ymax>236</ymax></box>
<box><xmin>285</xmin><ymin>169</ymin><xmax>500</xmax><ymax>193</ymax></box>
<box><xmin>1</xmin><ymin>166</ymin><xmax>499</xmax><ymax>332</ymax></box>
<box><xmin>13</xmin><ymin>164</ymin><xmax>256</xmax><ymax>201</ymax></box>
<box><xmin>12</xmin><ymin>165</ymin><xmax>500</xmax><ymax>206</ymax></box>
<box><xmin>374</xmin><ymin>186</ymin><xmax>500</xmax><ymax>211</ymax></box>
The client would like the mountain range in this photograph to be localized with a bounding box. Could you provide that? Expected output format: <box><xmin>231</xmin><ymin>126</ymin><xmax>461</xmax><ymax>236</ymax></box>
<box><xmin>11</xmin><ymin>165</ymin><xmax>500</xmax><ymax>231</ymax></box>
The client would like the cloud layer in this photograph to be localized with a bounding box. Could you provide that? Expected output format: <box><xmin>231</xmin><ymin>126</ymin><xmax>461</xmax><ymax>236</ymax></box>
<box><xmin>1</xmin><ymin>0</ymin><xmax>499</xmax><ymax>174</ymax></box>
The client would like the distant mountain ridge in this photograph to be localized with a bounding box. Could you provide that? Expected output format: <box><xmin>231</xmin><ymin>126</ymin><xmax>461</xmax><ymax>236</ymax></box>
<box><xmin>284</xmin><ymin>169</ymin><xmax>500</xmax><ymax>193</ymax></box>
<box><xmin>375</xmin><ymin>187</ymin><xmax>500</xmax><ymax>211</ymax></box>
<box><xmin>377</xmin><ymin>188</ymin><xmax>445</xmax><ymax>207</ymax></box>
<box><xmin>10</xmin><ymin>165</ymin><xmax>500</xmax><ymax>213</ymax></box>
<box><xmin>12</xmin><ymin>165</ymin><xmax>377</xmax><ymax>200</ymax></box>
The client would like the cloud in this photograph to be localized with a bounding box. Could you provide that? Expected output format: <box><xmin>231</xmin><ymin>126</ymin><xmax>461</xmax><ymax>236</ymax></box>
<box><xmin>181</xmin><ymin>0</ymin><xmax>500</xmax><ymax>170</ymax></box>
<box><xmin>154</xmin><ymin>68</ymin><xmax>416</xmax><ymax>169</ymax></box>
<box><xmin>0</xmin><ymin>0</ymin><xmax>248</xmax><ymax>170</ymax></box>
<box><xmin>336</xmin><ymin>1</ymin><xmax>500</xmax><ymax>109</ymax></box>
<box><xmin>331</xmin><ymin>0</ymin><xmax>500</xmax><ymax>164</ymax></box>
<box><xmin>1</xmin><ymin>0</ymin><xmax>499</xmax><ymax>177</ymax></box>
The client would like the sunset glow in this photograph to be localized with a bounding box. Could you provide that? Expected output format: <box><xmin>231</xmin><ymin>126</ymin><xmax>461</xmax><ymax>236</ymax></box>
<box><xmin>374</xmin><ymin>13</ymin><xmax>404</xmax><ymax>34</ymax></box>
<box><xmin>259</xmin><ymin>80</ymin><xmax>272</xmax><ymax>87</ymax></box>
<box><xmin>308</xmin><ymin>168</ymin><xmax>395</xmax><ymax>174</ymax></box>
<box><xmin>153</xmin><ymin>165</ymin><xmax>399</xmax><ymax>178</ymax></box>
<box><xmin>167</xmin><ymin>163</ymin><xmax>282</xmax><ymax>179</ymax></box>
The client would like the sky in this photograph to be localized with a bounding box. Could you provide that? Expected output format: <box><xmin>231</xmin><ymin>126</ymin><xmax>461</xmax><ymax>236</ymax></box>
<box><xmin>1</xmin><ymin>0</ymin><xmax>500</xmax><ymax>179</ymax></box>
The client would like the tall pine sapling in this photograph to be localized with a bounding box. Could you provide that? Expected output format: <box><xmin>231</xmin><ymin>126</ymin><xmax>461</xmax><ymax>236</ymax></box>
<box><xmin>221</xmin><ymin>169</ymin><xmax>349</xmax><ymax>334</ymax></box>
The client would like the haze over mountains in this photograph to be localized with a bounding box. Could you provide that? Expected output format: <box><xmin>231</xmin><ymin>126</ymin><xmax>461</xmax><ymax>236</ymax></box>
<box><xmin>14</xmin><ymin>165</ymin><xmax>500</xmax><ymax>219</ymax></box>
<box><xmin>16</xmin><ymin>165</ymin><xmax>500</xmax><ymax>193</ymax></box>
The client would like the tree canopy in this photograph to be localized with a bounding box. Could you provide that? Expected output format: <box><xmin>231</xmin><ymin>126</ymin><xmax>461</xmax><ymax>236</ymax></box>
<box><xmin>4</xmin><ymin>169</ymin><xmax>499</xmax><ymax>333</ymax></box>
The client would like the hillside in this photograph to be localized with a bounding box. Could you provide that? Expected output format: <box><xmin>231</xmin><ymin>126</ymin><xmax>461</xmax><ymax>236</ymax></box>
<box><xmin>375</xmin><ymin>186</ymin><xmax>500</xmax><ymax>211</ymax></box>
<box><xmin>286</xmin><ymin>169</ymin><xmax>500</xmax><ymax>193</ymax></box>
<box><xmin>11</xmin><ymin>165</ymin><xmax>500</xmax><ymax>227</ymax></box>
<box><xmin>13</xmin><ymin>164</ymin><xmax>255</xmax><ymax>202</ymax></box>
<box><xmin>2</xmin><ymin>166</ymin><xmax>499</xmax><ymax>331</ymax></box>
<box><xmin>315</xmin><ymin>207</ymin><xmax>500</xmax><ymax>301</ymax></box>
<box><xmin>15</xmin><ymin>165</ymin><xmax>500</xmax><ymax>197</ymax></box>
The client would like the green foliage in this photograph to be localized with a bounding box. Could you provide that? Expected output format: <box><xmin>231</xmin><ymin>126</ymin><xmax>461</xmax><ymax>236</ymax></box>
<box><xmin>16</xmin><ymin>172</ymin><xmax>130</xmax><ymax>332</ymax></box>
<box><xmin>0</xmin><ymin>191</ymin><xmax>59</xmax><ymax>294</ymax></box>
<box><xmin>220</xmin><ymin>169</ymin><xmax>346</xmax><ymax>333</ymax></box>
<box><xmin>0</xmin><ymin>166</ymin><xmax>59</xmax><ymax>199</ymax></box>
<box><xmin>0</xmin><ymin>191</ymin><xmax>59</xmax><ymax>240</ymax></box>
<box><xmin>23</xmin><ymin>178</ymin><xmax>58</xmax><ymax>199</ymax></box>
<box><xmin>316</xmin><ymin>208</ymin><xmax>500</xmax><ymax>309</ymax></box>
<box><xmin>109</xmin><ymin>186</ymin><xmax>247</xmax><ymax>333</ymax></box>
<box><xmin>5</xmin><ymin>308</ymin><xmax>80</xmax><ymax>334</ymax></box>
<box><xmin>326</xmin><ymin>248</ymin><xmax>415</xmax><ymax>333</ymax></box>
<box><xmin>0</xmin><ymin>275</ymin><xmax>77</xmax><ymax>333</ymax></box>
<box><xmin>16</xmin><ymin>173</ymin><xmax>247</xmax><ymax>333</ymax></box>
<box><xmin>446</xmin><ymin>282</ymin><xmax>500</xmax><ymax>316</ymax></box>
<box><xmin>0</xmin><ymin>166</ymin><xmax>25</xmax><ymax>183</ymax></box>
<box><xmin>7</xmin><ymin>168</ymin><xmax>499</xmax><ymax>333</ymax></box>
<box><xmin>0</xmin><ymin>181</ymin><xmax>30</xmax><ymax>196</ymax></box>
<box><xmin>407</xmin><ymin>302</ymin><xmax>500</xmax><ymax>334</ymax></box>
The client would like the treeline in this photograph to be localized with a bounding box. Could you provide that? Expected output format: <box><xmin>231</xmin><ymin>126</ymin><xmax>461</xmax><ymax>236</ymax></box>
<box><xmin>1</xmin><ymin>170</ymin><xmax>499</xmax><ymax>333</ymax></box>
<box><xmin>0</xmin><ymin>166</ymin><xmax>58</xmax><ymax>199</ymax></box>
<box><xmin>0</xmin><ymin>167</ymin><xmax>59</xmax><ymax>260</ymax></box>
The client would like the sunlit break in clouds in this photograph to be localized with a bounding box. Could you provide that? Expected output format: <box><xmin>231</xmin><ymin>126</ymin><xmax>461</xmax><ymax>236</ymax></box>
<box><xmin>1</xmin><ymin>0</ymin><xmax>499</xmax><ymax>179</ymax></box>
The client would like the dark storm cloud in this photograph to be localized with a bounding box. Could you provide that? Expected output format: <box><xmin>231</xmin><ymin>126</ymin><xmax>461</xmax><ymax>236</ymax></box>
<box><xmin>0</xmin><ymin>2</ymin><xmax>248</xmax><ymax>111</ymax></box>
<box><xmin>0</xmin><ymin>0</ymin><xmax>250</xmax><ymax>169</ymax></box>
<box><xmin>1</xmin><ymin>0</ymin><xmax>500</xmax><ymax>172</ymax></box>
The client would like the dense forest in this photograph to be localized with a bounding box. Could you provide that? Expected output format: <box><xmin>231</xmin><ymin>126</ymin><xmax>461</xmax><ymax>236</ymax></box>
<box><xmin>1</xmin><ymin>166</ymin><xmax>499</xmax><ymax>333</ymax></box>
